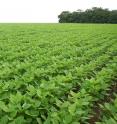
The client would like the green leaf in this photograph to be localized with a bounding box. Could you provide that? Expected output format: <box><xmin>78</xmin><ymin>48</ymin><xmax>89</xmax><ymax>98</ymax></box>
<box><xmin>27</xmin><ymin>85</ymin><xmax>36</xmax><ymax>96</ymax></box>
<box><xmin>25</xmin><ymin>109</ymin><xmax>39</xmax><ymax>117</ymax></box>
<box><xmin>0</xmin><ymin>115</ymin><xmax>9</xmax><ymax>124</ymax></box>
<box><xmin>0</xmin><ymin>101</ymin><xmax>9</xmax><ymax>112</ymax></box>
<box><xmin>10</xmin><ymin>92</ymin><xmax>23</xmax><ymax>104</ymax></box>
<box><xmin>36</xmin><ymin>118</ymin><xmax>42</xmax><ymax>124</ymax></box>
<box><xmin>68</xmin><ymin>104</ymin><xmax>76</xmax><ymax>115</ymax></box>
<box><xmin>9</xmin><ymin>116</ymin><xmax>25</xmax><ymax>124</ymax></box>
<box><xmin>63</xmin><ymin>114</ymin><xmax>72</xmax><ymax>124</ymax></box>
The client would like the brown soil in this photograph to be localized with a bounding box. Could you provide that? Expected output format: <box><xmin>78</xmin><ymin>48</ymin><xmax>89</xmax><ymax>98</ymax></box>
<box><xmin>88</xmin><ymin>82</ymin><xmax>117</xmax><ymax>124</ymax></box>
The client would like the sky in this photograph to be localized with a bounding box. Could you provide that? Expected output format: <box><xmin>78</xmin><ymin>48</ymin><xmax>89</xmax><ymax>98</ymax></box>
<box><xmin>0</xmin><ymin>0</ymin><xmax>116</xmax><ymax>23</ymax></box>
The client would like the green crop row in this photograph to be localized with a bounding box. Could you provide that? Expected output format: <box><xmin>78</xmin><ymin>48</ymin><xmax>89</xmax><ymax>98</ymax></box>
<box><xmin>0</xmin><ymin>24</ymin><xmax>117</xmax><ymax>124</ymax></box>
<box><xmin>96</xmin><ymin>94</ymin><xmax>117</xmax><ymax>124</ymax></box>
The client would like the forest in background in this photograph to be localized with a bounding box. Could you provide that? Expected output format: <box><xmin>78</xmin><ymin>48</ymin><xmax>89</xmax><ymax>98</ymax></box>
<box><xmin>58</xmin><ymin>7</ymin><xmax>117</xmax><ymax>23</ymax></box>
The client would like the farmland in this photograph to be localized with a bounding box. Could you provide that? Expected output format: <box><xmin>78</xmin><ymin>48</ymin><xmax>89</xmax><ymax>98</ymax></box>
<box><xmin>0</xmin><ymin>24</ymin><xmax>117</xmax><ymax>124</ymax></box>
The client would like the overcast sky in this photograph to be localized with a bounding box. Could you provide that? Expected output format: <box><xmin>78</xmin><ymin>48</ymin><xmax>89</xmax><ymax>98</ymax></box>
<box><xmin>0</xmin><ymin>0</ymin><xmax>117</xmax><ymax>23</ymax></box>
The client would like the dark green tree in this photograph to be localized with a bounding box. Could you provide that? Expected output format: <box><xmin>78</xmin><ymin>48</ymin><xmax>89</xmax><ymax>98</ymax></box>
<box><xmin>58</xmin><ymin>7</ymin><xmax>117</xmax><ymax>23</ymax></box>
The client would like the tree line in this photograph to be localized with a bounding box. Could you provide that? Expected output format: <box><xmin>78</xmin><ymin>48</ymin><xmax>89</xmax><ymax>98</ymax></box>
<box><xmin>58</xmin><ymin>7</ymin><xmax>117</xmax><ymax>23</ymax></box>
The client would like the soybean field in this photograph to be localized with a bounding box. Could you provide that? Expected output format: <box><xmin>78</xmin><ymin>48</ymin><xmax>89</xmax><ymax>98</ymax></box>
<box><xmin>0</xmin><ymin>24</ymin><xmax>117</xmax><ymax>124</ymax></box>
